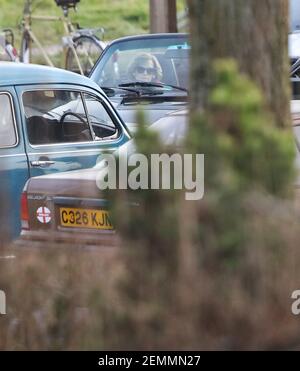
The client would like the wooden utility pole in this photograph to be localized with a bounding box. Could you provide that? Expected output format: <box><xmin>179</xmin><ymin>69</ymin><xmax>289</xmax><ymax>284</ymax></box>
<box><xmin>150</xmin><ymin>0</ymin><xmax>177</xmax><ymax>33</ymax></box>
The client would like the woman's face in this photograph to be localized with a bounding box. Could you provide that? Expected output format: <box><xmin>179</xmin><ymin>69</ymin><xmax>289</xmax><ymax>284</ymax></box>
<box><xmin>133</xmin><ymin>59</ymin><xmax>156</xmax><ymax>82</ymax></box>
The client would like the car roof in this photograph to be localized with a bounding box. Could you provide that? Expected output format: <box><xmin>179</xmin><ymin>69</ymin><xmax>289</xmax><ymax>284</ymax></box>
<box><xmin>0</xmin><ymin>62</ymin><xmax>100</xmax><ymax>90</ymax></box>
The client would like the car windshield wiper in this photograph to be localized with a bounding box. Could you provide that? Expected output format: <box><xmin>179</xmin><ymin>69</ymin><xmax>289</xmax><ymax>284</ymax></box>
<box><xmin>102</xmin><ymin>85</ymin><xmax>163</xmax><ymax>98</ymax></box>
<box><xmin>118</xmin><ymin>82</ymin><xmax>188</xmax><ymax>93</ymax></box>
<box><xmin>102</xmin><ymin>86</ymin><xmax>141</xmax><ymax>97</ymax></box>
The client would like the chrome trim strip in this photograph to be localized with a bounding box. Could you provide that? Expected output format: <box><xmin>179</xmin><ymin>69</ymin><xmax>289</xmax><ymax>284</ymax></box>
<box><xmin>26</xmin><ymin>147</ymin><xmax>116</xmax><ymax>156</ymax></box>
<box><xmin>0</xmin><ymin>153</ymin><xmax>26</xmax><ymax>158</ymax></box>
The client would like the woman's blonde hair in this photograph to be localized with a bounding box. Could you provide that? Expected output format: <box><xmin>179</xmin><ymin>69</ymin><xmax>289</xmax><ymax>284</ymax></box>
<box><xmin>128</xmin><ymin>52</ymin><xmax>163</xmax><ymax>81</ymax></box>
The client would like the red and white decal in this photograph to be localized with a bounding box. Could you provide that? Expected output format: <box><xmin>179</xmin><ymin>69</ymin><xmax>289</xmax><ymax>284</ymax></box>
<box><xmin>36</xmin><ymin>207</ymin><xmax>51</xmax><ymax>224</ymax></box>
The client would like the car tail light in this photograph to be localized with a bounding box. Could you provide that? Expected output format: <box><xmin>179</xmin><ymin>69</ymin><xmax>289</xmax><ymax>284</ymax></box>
<box><xmin>21</xmin><ymin>192</ymin><xmax>29</xmax><ymax>230</ymax></box>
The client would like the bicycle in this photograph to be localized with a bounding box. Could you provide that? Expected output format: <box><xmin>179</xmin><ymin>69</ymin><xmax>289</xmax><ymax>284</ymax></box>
<box><xmin>0</xmin><ymin>29</ymin><xmax>19</xmax><ymax>62</ymax></box>
<box><xmin>20</xmin><ymin>0</ymin><xmax>106</xmax><ymax>76</ymax></box>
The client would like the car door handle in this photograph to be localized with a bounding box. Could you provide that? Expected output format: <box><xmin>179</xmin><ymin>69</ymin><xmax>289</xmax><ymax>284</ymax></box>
<box><xmin>30</xmin><ymin>160</ymin><xmax>55</xmax><ymax>168</ymax></box>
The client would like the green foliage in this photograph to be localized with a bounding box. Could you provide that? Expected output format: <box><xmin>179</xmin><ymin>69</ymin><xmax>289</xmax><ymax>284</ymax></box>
<box><xmin>188</xmin><ymin>59</ymin><xmax>295</xmax><ymax>197</ymax></box>
<box><xmin>103</xmin><ymin>60</ymin><xmax>297</xmax><ymax>346</ymax></box>
<box><xmin>103</xmin><ymin>111</ymin><xmax>181</xmax><ymax>348</ymax></box>
<box><xmin>186</xmin><ymin>59</ymin><xmax>296</xmax><ymax>265</ymax></box>
<box><xmin>108</xmin><ymin>110</ymin><xmax>180</xmax><ymax>260</ymax></box>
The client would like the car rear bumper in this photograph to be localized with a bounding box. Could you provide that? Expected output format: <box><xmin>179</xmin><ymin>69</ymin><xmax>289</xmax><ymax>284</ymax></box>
<box><xmin>18</xmin><ymin>229</ymin><xmax>119</xmax><ymax>248</ymax></box>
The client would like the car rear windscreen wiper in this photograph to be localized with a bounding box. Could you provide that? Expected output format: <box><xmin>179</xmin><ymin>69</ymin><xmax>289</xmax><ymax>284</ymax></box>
<box><xmin>118</xmin><ymin>82</ymin><xmax>188</xmax><ymax>93</ymax></box>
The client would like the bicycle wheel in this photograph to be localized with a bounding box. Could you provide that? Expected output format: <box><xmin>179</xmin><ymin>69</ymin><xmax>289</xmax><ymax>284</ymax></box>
<box><xmin>20</xmin><ymin>31</ymin><xmax>31</xmax><ymax>63</ymax></box>
<box><xmin>65</xmin><ymin>35</ymin><xmax>104</xmax><ymax>76</ymax></box>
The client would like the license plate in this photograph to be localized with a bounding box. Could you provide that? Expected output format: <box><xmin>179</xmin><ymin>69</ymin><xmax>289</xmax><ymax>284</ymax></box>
<box><xmin>59</xmin><ymin>207</ymin><xmax>113</xmax><ymax>230</ymax></box>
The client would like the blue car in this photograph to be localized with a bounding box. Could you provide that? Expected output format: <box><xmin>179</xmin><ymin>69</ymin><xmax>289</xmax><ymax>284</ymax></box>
<box><xmin>0</xmin><ymin>62</ymin><xmax>130</xmax><ymax>239</ymax></box>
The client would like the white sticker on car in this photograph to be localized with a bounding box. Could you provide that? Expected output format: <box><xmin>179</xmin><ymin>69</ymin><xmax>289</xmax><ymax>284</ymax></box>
<box><xmin>36</xmin><ymin>207</ymin><xmax>51</xmax><ymax>224</ymax></box>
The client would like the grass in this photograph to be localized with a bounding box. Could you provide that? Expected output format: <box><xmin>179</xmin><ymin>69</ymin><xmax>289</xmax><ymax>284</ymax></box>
<box><xmin>0</xmin><ymin>0</ymin><xmax>186</xmax><ymax>67</ymax></box>
<box><xmin>0</xmin><ymin>0</ymin><xmax>187</xmax><ymax>44</ymax></box>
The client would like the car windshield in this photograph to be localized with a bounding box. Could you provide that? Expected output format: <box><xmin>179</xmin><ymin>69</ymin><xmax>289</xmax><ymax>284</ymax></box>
<box><xmin>91</xmin><ymin>35</ymin><xmax>190</xmax><ymax>91</ymax></box>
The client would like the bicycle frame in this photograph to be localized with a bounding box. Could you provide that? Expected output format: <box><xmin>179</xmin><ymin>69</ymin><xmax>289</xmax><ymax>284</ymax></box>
<box><xmin>21</xmin><ymin>0</ymin><xmax>85</xmax><ymax>75</ymax></box>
